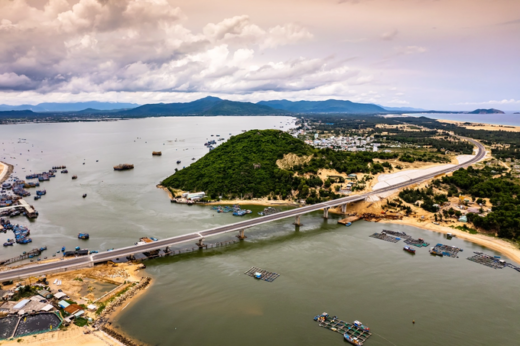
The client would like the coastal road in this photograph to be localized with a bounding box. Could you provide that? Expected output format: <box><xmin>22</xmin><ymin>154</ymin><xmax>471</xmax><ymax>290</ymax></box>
<box><xmin>0</xmin><ymin>138</ymin><xmax>486</xmax><ymax>281</ymax></box>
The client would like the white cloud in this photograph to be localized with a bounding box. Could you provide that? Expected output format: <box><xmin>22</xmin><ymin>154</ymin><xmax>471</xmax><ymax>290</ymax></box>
<box><xmin>381</xmin><ymin>29</ymin><xmax>398</xmax><ymax>41</ymax></box>
<box><xmin>455</xmin><ymin>99</ymin><xmax>520</xmax><ymax>105</ymax></box>
<box><xmin>396</xmin><ymin>46</ymin><xmax>427</xmax><ymax>55</ymax></box>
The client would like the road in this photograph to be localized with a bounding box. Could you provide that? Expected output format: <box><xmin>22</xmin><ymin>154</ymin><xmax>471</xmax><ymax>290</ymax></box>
<box><xmin>0</xmin><ymin>138</ymin><xmax>485</xmax><ymax>281</ymax></box>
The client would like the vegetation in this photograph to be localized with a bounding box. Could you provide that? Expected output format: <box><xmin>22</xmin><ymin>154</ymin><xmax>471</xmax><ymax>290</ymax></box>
<box><xmin>398</xmin><ymin>187</ymin><xmax>448</xmax><ymax>213</ymax></box>
<box><xmin>163</xmin><ymin>130</ymin><xmax>400</xmax><ymax>202</ymax></box>
<box><xmin>74</xmin><ymin>317</ymin><xmax>89</xmax><ymax>327</ymax></box>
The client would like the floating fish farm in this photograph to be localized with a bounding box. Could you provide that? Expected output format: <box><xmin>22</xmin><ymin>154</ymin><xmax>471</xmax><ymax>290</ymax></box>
<box><xmin>244</xmin><ymin>267</ymin><xmax>280</xmax><ymax>282</ymax></box>
<box><xmin>404</xmin><ymin>237</ymin><xmax>430</xmax><ymax>248</ymax></box>
<box><xmin>430</xmin><ymin>243</ymin><xmax>462</xmax><ymax>258</ymax></box>
<box><xmin>381</xmin><ymin>230</ymin><xmax>411</xmax><ymax>239</ymax></box>
<box><xmin>466</xmin><ymin>252</ymin><xmax>511</xmax><ymax>270</ymax></box>
<box><xmin>313</xmin><ymin>313</ymin><xmax>372</xmax><ymax>343</ymax></box>
<box><xmin>369</xmin><ymin>232</ymin><xmax>401</xmax><ymax>243</ymax></box>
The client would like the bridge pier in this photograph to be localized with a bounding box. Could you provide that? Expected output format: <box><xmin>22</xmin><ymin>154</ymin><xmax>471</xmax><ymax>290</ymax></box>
<box><xmin>236</xmin><ymin>229</ymin><xmax>247</xmax><ymax>240</ymax></box>
<box><xmin>323</xmin><ymin>207</ymin><xmax>330</xmax><ymax>219</ymax></box>
<box><xmin>293</xmin><ymin>215</ymin><xmax>303</xmax><ymax>226</ymax></box>
<box><xmin>341</xmin><ymin>203</ymin><xmax>347</xmax><ymax>214</ymax></box>
<box><xmin>195</xmin><ymin>238</ymin><xmax>207</xmax><ymax>249</ymax></box>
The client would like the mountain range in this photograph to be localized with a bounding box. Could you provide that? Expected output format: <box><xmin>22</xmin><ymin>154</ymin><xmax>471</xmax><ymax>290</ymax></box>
<box><xmin>0</xmin><ymin>101</ymin><xmax>139</xmax><ymax>112</ymax></box>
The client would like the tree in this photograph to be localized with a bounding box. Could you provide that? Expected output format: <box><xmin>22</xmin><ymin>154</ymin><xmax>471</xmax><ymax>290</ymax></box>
<box><xmin>434</xmin><ymin>214</ymin><xmax>438</xmax><ymax>222</ymax></box>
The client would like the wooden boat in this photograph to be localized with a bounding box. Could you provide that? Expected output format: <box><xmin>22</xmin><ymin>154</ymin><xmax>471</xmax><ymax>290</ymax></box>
<box><xmin>82</xmin><ymin>194</ymin><xmax>87</xmax><ymax>198</ymax></box>
<box><xmin>114</xmin><ymin>164</ymin><xmax>134</xmax><ymax>171</ymax></box>
<box><xmin>344</xmin><ymin>334</ymin><xmax>363</xmax><ymax>345</ymax></box>
<box><xmin>152</xmin><ymin>151</ymin><xmax>162</xmax><ymax>156</ymax></box>
<box><xmin>403</xmin><ymin>246</ymin><xmax>416</xmax><ymax>254</ymax></box>
<box><xmin>72</xmin><ymin>175</ymin><xmax>77</xmax><ymax>180</ymax></box>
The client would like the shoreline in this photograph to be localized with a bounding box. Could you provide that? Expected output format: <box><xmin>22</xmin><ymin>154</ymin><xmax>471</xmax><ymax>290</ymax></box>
<box><xmin>0</xmin><ymin>161</ymin><xmax>13</xmax><ymax>184</ymax></box>
<box><xmin>437</xmin><ymin>119</ymin><xmax>520</xmax><ymax>132</ymax></box>
<box><xmin>380</xmin><ymin>218</ymin><xmax>520</xmax><ymax>265</ymax></box>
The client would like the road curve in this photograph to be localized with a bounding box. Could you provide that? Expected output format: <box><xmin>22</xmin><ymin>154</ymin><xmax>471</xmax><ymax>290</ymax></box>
<box><xmin>0</xmin><ymin>138</ymin><xmax>485</xmax><ymax>281</ymax></box>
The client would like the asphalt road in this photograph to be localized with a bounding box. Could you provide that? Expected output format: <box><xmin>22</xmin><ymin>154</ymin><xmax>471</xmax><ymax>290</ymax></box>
<box><xmin>0</xmin><ymin>138</ymin><xmax>485</xmax><ymax>281</ymax></box>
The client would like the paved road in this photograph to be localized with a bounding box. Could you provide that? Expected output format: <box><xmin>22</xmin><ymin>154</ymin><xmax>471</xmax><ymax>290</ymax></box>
<box><xmin>0</xmin><ymin>138</ymin><xmax>485</xmax><ymax>281</ymax></box>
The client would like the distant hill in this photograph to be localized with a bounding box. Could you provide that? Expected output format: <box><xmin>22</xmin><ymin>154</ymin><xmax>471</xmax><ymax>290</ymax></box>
<box><xmin>0</xmin><ymin>110</ymin><xmax>35</xmax><ymax>117</ymax></box>
<box><xmin>468</xmin><ymin>108</ymin><xmax>504</xmax><ymax>114</ymax></box>
<box><xmin>381</xmin><ymin>106</ymin><xmax>426</xmax><ymax>112</ymax></box>
<box><xmin>257</xmin><ymin>99</ymin><xmax>385</xmax><ymax>113</ymax></box>
<box><xmin>119</xmin><ymin>96</ymin><xmax>287</xmax><ymax>116</ymax></box>
<box><xmin>0</xmin><ymin>102</ymin><xmax>139</xmax><ymax>112</ymax></box>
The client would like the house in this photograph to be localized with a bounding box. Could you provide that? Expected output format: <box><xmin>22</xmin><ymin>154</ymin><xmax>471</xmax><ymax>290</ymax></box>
<box><xmin>64</xmin><ymin>304</ymin><xmax>83</xmax><ymax>315</ymax></box>
<box><xmin>58</xmin><ymin>300</ymin><xmax>70</xmax><ymax>309</ymax></box>
<box><xmin>37</xmin><ymin>289</ymin><xmax>53</xmax><ymax>299</ymax></box>
<box><xmin>53</xmin><ymin>291</ymin><xmax>68</xmax><ymax>300</ymax></box>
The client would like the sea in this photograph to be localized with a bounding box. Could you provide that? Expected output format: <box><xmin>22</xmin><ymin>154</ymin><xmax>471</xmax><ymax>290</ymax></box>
<box><xmin>411</xmin><ymin>111</ymin><xmax>520</xmax><ymax>127</ymax></box>
<box><xmin>0</xmin><ymin>116</ymin><xmax>519</xmax><ymax>346</ymax></box>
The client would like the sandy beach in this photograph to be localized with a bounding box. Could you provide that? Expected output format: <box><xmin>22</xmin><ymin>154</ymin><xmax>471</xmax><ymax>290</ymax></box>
<box><xmin>0</xmin><ymin>161</ymin><xmax>13</xmax><ymax>184</ymax></box>
<box><xmin>438</xmin><ymin>119</ymin><xmax>520</xmax><ymax>132</ymax></box>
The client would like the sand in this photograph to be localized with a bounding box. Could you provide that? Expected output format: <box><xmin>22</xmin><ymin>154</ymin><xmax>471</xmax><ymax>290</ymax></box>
<box><xmin>438</xmin><ymin>119</ymin><xmax>520</xmax><ymax>132</ymax></box>
<box><xmin>0</xmin><ymin>161</ymin><xmax>13</xmax><ymax>184</ymax></box>
<box><xmin>1</xmin><ymin>326</ymin><xmax>122</xmax><ymax>346</ymax></box>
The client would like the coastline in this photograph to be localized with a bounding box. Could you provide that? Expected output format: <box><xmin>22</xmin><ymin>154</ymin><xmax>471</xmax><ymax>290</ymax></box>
<box><xmin>0</xmin><ymin>161</ymin><xmax>13</xmax><ymax>183</ymax></box>
<box><xmin>381</xmin><ymin>218</ymin><xmax>520</xmax><ymax>265</ymax></box>
<box><xmin>437</xmin><ymin>119</ymin><xmax>520</xmax><ymax>132</ymax></box>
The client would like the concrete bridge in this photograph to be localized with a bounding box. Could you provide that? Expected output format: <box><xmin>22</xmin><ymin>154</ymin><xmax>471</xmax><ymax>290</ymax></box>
<box><xmin>0</xmin><ymin>138</ymin><xmax>486</xmax><ymax>281</ymax></box>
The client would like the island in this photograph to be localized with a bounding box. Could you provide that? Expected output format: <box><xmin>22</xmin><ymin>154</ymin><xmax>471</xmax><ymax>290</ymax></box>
<box><xmin>468</xmin><ymin>108</ymin><xmax>504</xmax><ymax>114</ymax></box>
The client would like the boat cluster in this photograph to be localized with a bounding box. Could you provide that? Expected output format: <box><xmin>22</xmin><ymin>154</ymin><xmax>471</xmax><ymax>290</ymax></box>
<box><xmin>1</xmin><ymin>218</ymin><xmax>32</xmax><ymax>245</ymax></box>
<box><xmin>211</xmin><ymin>205</ymin><xmax>252</xmax><ymax>216</ymax></box>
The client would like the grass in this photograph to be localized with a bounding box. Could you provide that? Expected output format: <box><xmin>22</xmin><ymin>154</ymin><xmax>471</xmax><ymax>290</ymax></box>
<box><xmin>451</xmin><ymin>224</ymin><xmax>478</xmax><ymax>234</ymax></box>
<box><xmin>74</xmin><ymin>317</ymin><xmax>89</xmax><ymax>327</ymax></box>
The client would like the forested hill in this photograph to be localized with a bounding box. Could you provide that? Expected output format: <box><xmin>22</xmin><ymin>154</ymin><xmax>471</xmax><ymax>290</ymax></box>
<box><xmin>162</xmin><ymin>130</ymin><xmax>313</xmax><ymax>199</ymax></box>
<box><xmin>161</xmin><ymin>130</ymin><xmax>398</xmax><ymax>202</ymax></box>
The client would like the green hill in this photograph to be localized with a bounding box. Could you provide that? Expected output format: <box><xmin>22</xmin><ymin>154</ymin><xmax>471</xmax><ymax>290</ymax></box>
<box><xmin>162</xmin><ymin>130</ymin><xmax>312</xmax><ymax>199</ymax></box>
<box><xmin>161</xmin><ymin>130</ymin><xmax>399</xmax><ymax>202</ymax></box>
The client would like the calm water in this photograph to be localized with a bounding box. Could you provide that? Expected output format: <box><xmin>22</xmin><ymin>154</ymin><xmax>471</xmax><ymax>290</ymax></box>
<box><xmin>0</xmin><ymin>117</ymin><xmax>519</xmax><ymax>346</ymax></box>
<box><xmin>417</xmin><ymin>112</ymin><xmax>520</xmax><ymax>127</ymax></box>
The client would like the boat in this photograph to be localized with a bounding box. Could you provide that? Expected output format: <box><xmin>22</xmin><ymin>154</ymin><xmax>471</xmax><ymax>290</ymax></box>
<box><xmin>113</xmin><ymin>164</ymin><xmax>134</xmax><ymax>171</ymax></box>
<box><xmin>403</xmin><ymin>246</ymin><xmax>416</xmax><ymax>254</ymax></box>
<box><xmin>254</xmin><ymin>272</ymin><xmax>262</xmax><ymax>279</ymax></box>
<box><xmin>191</xmin><ymin>157</ymin><xmax>195</xmax><ymax>160</ymax></box>
<box><xmin>233</xmin><ymin>210</ymin><xmax>246</xmax><ymax>216</ymax></box>
<box><xmin>429</xmin><ymin>247</ymin><xmax>443</xmax><ymax>257</ymax></box>
<box><xmin>176</xmin><ymin>160</ymin><xmax>181</xmax><ymax>164</ymax></box>
<box><xmin>72</xmin><ymin>175</ymin><xmax>77</xmax><ymax>180</ymax></box>
<box><xmin>152</xmin><ymin>151</ymin><xmax>162</xmax><ymax>156</ymax></box>
<box><xmin>344</xmin><ymin>334</ymin><xmax>363</xmax><ymax>346</ymax></box>
<box><xmin>353</xmin><ymin>320</ymin><xmax>369</xmax><ymax>331</ymax></box>
<box><xmin>34</xmin><ymin>195</ymin><xmax>41</xmax><ymax>200</ymax></box>
<box><xmin>75</xmin><ymin>246</ymin><xmax>80</xmax><ymax>251</ymax></box>
<box><xmin>61</xmin><ymin>246</ymin><xmax>65</xmax><ymax>252</ymax></box>
<box><xmin>90</xmin><ymin>250</ymin><xmax>99</xmax><ymax>254</ymax></box>
<box><xmin>78</xmin><ymin>233</ymin><xmax>89</xmax><ymax>240</ymax></box>
<box><xmin>61</xmin><ymin>170</ymin><xmax>68</xmax><ymax>173</ymax></box>
<box><xmin>344</xmin><ymin>222</ymin><xmax>352</xmax><ymax>227</ymax></box>
<box><xmin>3</xmin><ymin>242</ymin><xmax>13</xmax><ymax>246</ymax></box>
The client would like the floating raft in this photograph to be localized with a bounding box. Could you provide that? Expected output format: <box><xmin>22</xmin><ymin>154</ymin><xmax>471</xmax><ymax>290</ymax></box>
<box><xmin>431</xmin><ymin>243</ymin><xmax>461</xmax><ymax>258</ymax></box>
<box><xmin>244</xmin><ymin>267</ymin><xmax>280</xmax><ymax>282</ymax></box>
<box><xmin>467</xmin><ymin>252</ymin><xmax>506</xmax><ymax>269</ymax></box>
<box><xmin>315</xmin><ymin>315</ymin><xmax>372</xmax><ymax>343</ymax></box>
<box><xmin>404</xmin><ymin>238</ymin><xmax>430</xmax><ymax>247</ymax></box>
<box><xmin>369</xmin><ymin>232</ymin><xmax>400</xmax><ymax>243</ymax></box>
<box><xmin>382</xmin><ymin>230</ymin><xmax>411</xmax><ymax>240</ymax></box>
<box><xmin>338</xmin><ymin>216</ymin><xmax>360</xmax><ymax>225</ymax></box>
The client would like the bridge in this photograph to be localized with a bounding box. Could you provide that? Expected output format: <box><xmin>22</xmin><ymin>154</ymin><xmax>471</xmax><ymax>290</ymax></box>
<box><xmin>0</xmin><ymin>138</ymin><xmax>486</xmax><ymax>281</ymax></box>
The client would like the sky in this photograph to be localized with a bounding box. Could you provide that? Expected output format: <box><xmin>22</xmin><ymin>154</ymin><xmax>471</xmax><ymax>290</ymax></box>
<box><xmin>0</xmin><ymin>0</ymin><xmax>519</xmax><ymax>110</ymax></box>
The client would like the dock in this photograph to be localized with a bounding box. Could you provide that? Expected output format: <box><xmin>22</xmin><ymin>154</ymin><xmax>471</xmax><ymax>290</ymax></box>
<box><xmin>314</xmin><ymin>314</ymin><xmax>372</xmax><ymax>343</ymax></box>
<box><xmin>0</xmin><ymin>199</ymin><xmax>38</xmax><ymax>219</ymax></box>
<box><xmin>0</xmin><ymin>248</ymin><xmax>43</xmax><ymax>266</ymax></box>
<box><xmin>338</xmin><ymin>216</ymin><xmax>360</xmax><ymax>225</ymax></box>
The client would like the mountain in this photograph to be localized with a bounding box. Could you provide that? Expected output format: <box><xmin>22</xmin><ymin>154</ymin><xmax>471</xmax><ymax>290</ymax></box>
<box><xmin>468</xmin><ymin>108</ymin><xmax>504</xmax><ymax>114</ymax></box>
<box><xmin>257</xmin><ymin>99</ymin><xmax>386</xmax><ymax>113</ymax></box>
<box><xmin>381</xmin><ymin>106</ymin><xmax>426</xmax><ymax>112</ymax></box>
<box><xmin>0</xmin><ymin>102</ymin><xmax>139</xmax><ymax>112</ymax></box>
<box><xmin>0</xmin><ymin>110</ymin><xmax>36</xmax><ymax>117</ymax></box>
<box><xmin>119</xmin><ymin>96</ymin><xmax>287</xmax><ymax>116</ymax></box>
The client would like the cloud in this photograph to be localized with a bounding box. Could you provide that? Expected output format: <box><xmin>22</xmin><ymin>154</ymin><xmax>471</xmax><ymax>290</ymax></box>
<box><xmin>455</xmin><ymin>99</ymin><xmax>520</xmax><ymax>105</ymax></box>
<box><xmin>381</xmin><ymin>29</ymin><xmax>398</xmax><ymax>41</ymax></box>
<box><xmin>0</xmin><ymin>1</ymin><xmax>320</xmax><ymax>96</ymax></box>
<box><xmin>396</xmin><ymin>46</ymin><xmax>427</xmax><ymax>55</ymax></box>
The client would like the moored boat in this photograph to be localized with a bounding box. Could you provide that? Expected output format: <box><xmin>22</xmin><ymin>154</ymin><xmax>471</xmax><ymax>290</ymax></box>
<box><xmin>82</xmin><ymin>194</ymin><xmax>87</xmax><ymax>198</ymax></box>
<box><xmin>72</xmin><ymin>175</ymin><xmax>77</xmax><ymax>180</ymax></box>
<box><xmin>403</xmin><ymin>246</ymin><xmax>416</xmax><ymax>254</ymax></box>
<box><xmin>353</xmin><ymin>320</ymin><xmax>370</xmax><ymax>331</ymax></box>
<box><xmin>344</xmin><ymin>334</ymin><xmax>363</xmax><ymax>346</ymax></box>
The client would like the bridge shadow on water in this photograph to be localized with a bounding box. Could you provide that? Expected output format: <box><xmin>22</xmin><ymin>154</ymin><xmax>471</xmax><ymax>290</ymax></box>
<box><xmin>146</xmin><ymin>213</ymin><xmax>349</xmax><ymax>267</ymax></box>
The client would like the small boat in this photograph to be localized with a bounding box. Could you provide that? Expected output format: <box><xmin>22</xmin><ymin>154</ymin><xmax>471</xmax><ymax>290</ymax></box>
<box><xmin>82</xmin><ymin>194</ymin><xmax>87</xmax><ymax>198</ymax></box>
<box><xmin>353</xmin><ymin>320</ymin><xmax>370</xmax><ymax>331</ymax></box>
<box><xmin>78</xmin><ymin>233</ymin><xmax>89</xmax><ymax>239</ymax></box>
<box><xmin>344</xmin><ymin>222</ymin><xmax>352</xmax><ymax>227</ymax></box>
<box><xmin>254</xmin><ymin>272</ymin><xmax>262</xmax><ymax>279</ymax></box>
<box><xmin>75</xmin><ymin>246</ymin><xmax>80</xmax><ymax>250</ymax></box>
<box><xmin>403</xmin><ymin>246</ymin><xmax>416</xmax><ymax>254</ymax></box>
<box><xmin>90</xmin><ymin>250</ymin><xmax>98</xmax><ymax>254</ymax></box>
<box><xmin>176</xmin><ymin>160</ymin><xmax>181</xmax><ymax>164</ymax></box>
<box><xmin>191</xmin><ymin>157</ymin><xmax>195</xmax><ymax>160</ymax></box>
<box><xmin>34</xmin><ymin>195</ymin><xmax>41</xmax><ymax>200</ymax></box>
<box><xmin>3</xmin><ymin>242</ymin><xmax>13</xmax><ymax>246</ymax></box>
<box><xmin>344</xmin><ymin>334</ymin><xmax>363</xmax><ymax>346</ymax></box>
<box><xmin>72</xmin><ymin>175</ymin><xmax>77</xmax><ymax>180</ymax></box>
<box><xmin>233</xmin><ymin>210</ymin><xmax>246</xmax><ymax>216</ymax></box>
<box><xmin>61</xmin><ymin>246</ymin><xmax>65</xmax><ymax>252</ymax></box>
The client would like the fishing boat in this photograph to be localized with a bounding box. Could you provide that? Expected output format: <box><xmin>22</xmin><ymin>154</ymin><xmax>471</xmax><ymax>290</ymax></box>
<box><xmin>34</xmin><ymin>195</ymin><xmax>41</xmax><ymax>200</ymax></box>
<box><xmin>403</xmin><ymin>246</ymin><xmax>416</xmax><ymax>254</ymax></box>
<box><xmin>61</xmin><ymin>170</ymin><xmax>68</xmax><ymax>173</ymax></box>
<box><xmin>233</xmin><ymin>210</ymin><xmax>246</xmax><ymax>216</ymax></box>
<box><xmin>3</xmin><ymin>242</ymin><xmax>13</xmax><ymax>246</ymax></box>
<box><xmin>72</xmin><ymin>175</ymin><xmax>77</xmax><ymax>180</ymax></box>
<box><xmin>78</xmin><ymin>233</ymin><xmax>89</xmax><ymax>240</ymax></box>
<box><xmin>82</xmin><ymin>194</ymin><xmax>87</xmax><ymax>198</ymax></box>
<box><xmin>344</xmin><ymin>222</ymin><xmax>352</xmax><ymax>227</ymax></box>
<box><xmin>176</xmin><ymin>160</ymin><xmax>181</xmax><ymax>164</ymax></box>
<box><xmin>61</xmin><ymin>246</ymin><xmax>65</xmax><ymax>252</ymax></box>
<box><xmin>344</xmin><ymin>334</ymin><xmax>363</xmax><ymax>346</ymax></box>
<box><xmin>353</xmin><ymin>320</ymin><xmax>370</xmax><ymax>331</ymax></box>
<box><xmin>114</xmin><ymin>164</ymin><xmax>134</xmax><ymax>171</ymax></box>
